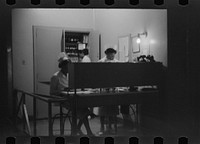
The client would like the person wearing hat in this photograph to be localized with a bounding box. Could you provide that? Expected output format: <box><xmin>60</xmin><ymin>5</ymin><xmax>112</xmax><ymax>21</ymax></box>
<box><xmin>98</xmin><ymin>48</ymin><xmax>119</xmax><ymax>63</ymax></box>
<box><xmin>97</xmin><ymin>48</ymin><xmax>119</xmax><ymax>134</ymax></box>
<box><xmin>98</xmin><ymin>49</ymin><xmax>134</xmax><ymax>131</ymax></box>
<box><xmin>50</xmin><ymin>52</ymin><xmax>94</xmax><ymax>136</ymax></box>
<box><xmin>50</xmin><ymin>53</ymin><xmax>71</xmax><ymax>95</ymax></box>
<box><xmin>99</xmin><ymin>49</ymin><xmax>134</xmax><ymax>130</ymax></box>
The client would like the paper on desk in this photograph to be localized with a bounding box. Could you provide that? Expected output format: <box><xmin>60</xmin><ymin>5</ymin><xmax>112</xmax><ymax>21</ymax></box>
<box><xmin>62</xmin><ymin>90</ymin><xmax>93</xmax><ymax>95</ymax></box>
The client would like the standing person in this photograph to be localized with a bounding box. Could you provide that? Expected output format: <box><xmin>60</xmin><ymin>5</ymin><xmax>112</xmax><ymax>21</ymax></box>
<box><xmin>98</xmin><ymin>48</ymin><xmax>119</xmax><ymax>134</ymax></box>
<box><xmin>81</xmin><ymin>49</ymin><xmax>91</xmax><ymax>62</ymax></box>
<box><xmin>50</xmin><ymin>52</ymin><xmax>94</xmax><ymax>136</ymax></box>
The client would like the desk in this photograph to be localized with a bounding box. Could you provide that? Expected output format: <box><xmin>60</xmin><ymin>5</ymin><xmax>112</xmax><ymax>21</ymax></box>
<box><xmin>15</xmin><ymin>63</ymin><xmax>163</xmax><ymax>136</ymax></box>
<box><xmin>29</xmin><ymin>89</ymin><xmax>159</xmax><ymax>136</ymax></box>
<box><xmin>34</xmin><ymin>62</ymin><xmax>163</xmax><ymax>136</ymax></box>
<box><xmin>70</xmin><ymin>90</ymin><xmax>159</xmax><ymax>107</ymax></box>
<box><xmin>61</xmin><ymin>89</ymin><xmax>159</xmax><ymax>135</ymax></box>
<box><xmin>66</xmin><ymin>63</ymin><xmax>163</xmax><ymax>135</ymax></box>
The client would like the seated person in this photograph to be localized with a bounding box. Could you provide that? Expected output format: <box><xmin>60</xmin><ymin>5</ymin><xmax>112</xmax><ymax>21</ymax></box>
<box><xmin>98</xmin><ymin>48</ymin><xmax>134</xmax><ymax>131</ymax></box>
<box><xmin>98</xmin><ymin>48</ymin><xmax>118</xmax><ymax>63</ymax></box>
<box><xmin>50</xmin><ymin>52</ymin><xmax>94</xmax><ymax>136</ymax></box>
<box><xmin>98</xmin><ymin>48</ymin><xmax>119</xmax><ymax>134</ymax></box>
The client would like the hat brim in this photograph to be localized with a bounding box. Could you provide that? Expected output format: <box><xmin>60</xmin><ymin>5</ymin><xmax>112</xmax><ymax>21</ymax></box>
<box><xmin>105</xmin><ymin>49</ymin><xmax>117</xmax><ymax>54</ymax></box>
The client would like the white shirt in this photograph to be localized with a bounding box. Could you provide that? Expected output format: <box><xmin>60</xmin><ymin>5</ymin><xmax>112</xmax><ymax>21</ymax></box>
<box><xmin>50</xmin><ymin>71</ymin><xmax>69</xmax><ymax>95</ymax></box>
<box><xmin>98</xmin><ymin>56</ymin><xmax>119</xmax><ymax>63</ymax></box>
<box><xmin>82</xmin><ymin>55</ymin><xmax>91</xmax><ymax>63</ymax></box>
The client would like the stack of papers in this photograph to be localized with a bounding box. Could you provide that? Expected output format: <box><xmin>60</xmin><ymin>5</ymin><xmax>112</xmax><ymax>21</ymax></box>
<box><xmin>62</xmin><ymin>90</ymin><xmax>94</xmax><ymax>95</ymax></box>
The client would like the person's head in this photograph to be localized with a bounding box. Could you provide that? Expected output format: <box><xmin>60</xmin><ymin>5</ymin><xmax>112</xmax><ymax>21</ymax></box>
<box><xmin>83</xmin><ymin>49</ymin><xmax>89</xmax><ymax>55</ymax></box>
<box><xmin>58</xmin><ymin>52</ymin><xmax>71</xmax><ymax>75</ymax></box>
<box><xmin>105</xmin><ymin>48</ymin><xmax>117</xmax><ymax>60</ymax></box>
<box><xmin>79</xmin><ymin>50</ymin><xmax>84</xmax><ymax>58</ymax></box>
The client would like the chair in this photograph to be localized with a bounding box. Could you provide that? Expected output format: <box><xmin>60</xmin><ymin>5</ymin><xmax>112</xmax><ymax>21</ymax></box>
<box><xmin>51</xmin><ymin>108</ymin><xmax>72</xmax><ymax>135</ymax></box>
<box><xmin>34</xmin><ymin>93</ymin><xmax>72</xmax><ymax>135</ymax></box>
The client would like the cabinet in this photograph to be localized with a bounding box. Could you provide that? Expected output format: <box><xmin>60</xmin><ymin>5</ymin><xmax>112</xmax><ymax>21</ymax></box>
<box><xmin>63</xmin><ymin>31</ymin><xmax>90</xmax><ymax>62</ymax></box>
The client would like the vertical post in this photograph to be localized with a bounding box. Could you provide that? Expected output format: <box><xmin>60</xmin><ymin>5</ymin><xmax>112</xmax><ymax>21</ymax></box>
<box><xmin>22</xmin><ymin>92</ymin><xmax>26</xmax><ymax>131</ymax></box>
<box><xmin>71</xmin><ymin>93</ymin><xmax>77</xmax><ymax>136</ymax></box>
<box><xmin>60</xmin><ymin>104</ymin><xmax>64</xmax><ymax>135</ymax></box>
<box><xmin>99</xmin><ymin>34</ymin><xmax>101</xmax><ymax>59</ymax></box>
<box><xmin>13</xmin><ymin>89</ymin><xmax>17</xmax><ymax>126</ymax></box>
<box><xmin>136</xmin><ymin>104</ymin><xmax>138</xmax><ymax>125</ymax></box>
<box><xmin>69</xmin><ymin>63</ymin><xmax>77</xmax><ymax>135</ymax></box>
<box><xmin>48</xmin><ymin>102</ymin><xmax>53</xmax><ymax>136</ymax></box>
<box><xmin>136</xmin><ymin>104</ymin><xmax>140</xmax><ymax>133</ymax></box>
<box><xmin>33</xmin><ymin>97</ymin><xmax>37</xmax><ymax>136</ymax></box>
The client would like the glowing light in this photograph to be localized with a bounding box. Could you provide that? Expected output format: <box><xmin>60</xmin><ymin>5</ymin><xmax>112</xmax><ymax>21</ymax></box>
<box><xmin>136</xmin><ymin>38</ymin><xmax>141</xmax><ymax>44</ymax></box>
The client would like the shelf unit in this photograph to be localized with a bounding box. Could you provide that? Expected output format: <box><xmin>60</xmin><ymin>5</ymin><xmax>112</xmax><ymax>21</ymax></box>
<box><xmin>64</xmin><ymin>31</ymin><xmax>90</xmax><ymax>62</ymax></box>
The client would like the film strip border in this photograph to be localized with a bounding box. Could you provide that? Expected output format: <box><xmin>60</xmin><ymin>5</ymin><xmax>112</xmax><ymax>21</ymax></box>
<box><xmin>5</xmin><ymin>0</ymin><xmax>189</xmax><ymax>6</ymax></box>
<box><xmin>6</xmin><ymin>136</ymin><xmax>189</xmax><ymax>144</ymax></box>
<box><xmin>1</xmin><ymin>0</ymin><xmax>199</xmax><ymax>144</ymax></box>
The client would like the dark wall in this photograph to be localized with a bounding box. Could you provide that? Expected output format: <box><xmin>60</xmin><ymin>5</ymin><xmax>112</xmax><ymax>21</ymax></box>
<box><xmin>188</xmin><ymin>4</ymin><xmax>200</xmax><ymax>137</ymax></box>
<box><xmin>0</xmin><ymin>0</ymin><xmax>199</xmax><ymax>138</ymax></box>
<box><xmin>167</xmin><ymin>7</ymin><xmax>192</xmax><ymax>135</ymax></box>
<box><xmin>167</xmin><ymin>3</ymin><xmax>200</xmax><ymax>137</ymax></box>
<box><xmin>0</xmin><ymin>2</ymin><xmax>10</xmax><ymax>116</ymax></box>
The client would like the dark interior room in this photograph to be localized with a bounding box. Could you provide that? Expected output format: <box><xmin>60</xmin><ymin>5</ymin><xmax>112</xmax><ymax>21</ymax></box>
<box><xmin>0</xmin><ymin>0</ymin><xmax>200</xmax><ymax>144</ymax></box>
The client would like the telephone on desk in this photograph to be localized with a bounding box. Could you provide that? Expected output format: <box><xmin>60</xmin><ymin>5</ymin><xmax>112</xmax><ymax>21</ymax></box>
<box><xmin>137</xmin><ymin>55</ymin><xmax>155</xmax><ymax>63</ymax></box>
